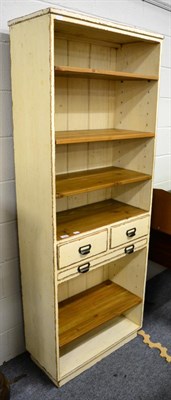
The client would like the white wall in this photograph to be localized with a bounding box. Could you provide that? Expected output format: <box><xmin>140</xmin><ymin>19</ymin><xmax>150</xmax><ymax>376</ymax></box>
<box><xmin>0</xmin><ymin>0</ymin><xmax>171</xmax><ymax>365</ymax></box>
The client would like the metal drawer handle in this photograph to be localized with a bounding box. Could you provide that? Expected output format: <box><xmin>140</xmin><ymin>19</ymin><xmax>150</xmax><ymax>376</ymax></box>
<box><xmin>126</xmin><ymin>228</ymin><xmax>136</xmax><ymax>237</ymax></box>
<box><xmin>79</xmin><ymin>244</ymin><xmax>91</xmax><ymax>255</ymax></box>
<box><xmin>78</xmin><ymin>263</ymin><xmax>90</xmax><ymax>273</ymax></box>
<box><xmin>125</xmin><ymin>244</ymin><xmax>134</xmax><ymax>254</ymax></box>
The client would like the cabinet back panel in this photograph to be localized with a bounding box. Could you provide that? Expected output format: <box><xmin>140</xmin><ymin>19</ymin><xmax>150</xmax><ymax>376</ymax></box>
<box><xmin>54</xmin><ymin>37</ymin><xmax>116</xmax><ymax>135</ymax></box>
<box><xmin>54</xmin><ymin>37</ymin><xmax>117</xmax><ymax>69</ymax></box>
<box><xmin>56</xmin><ymin>188</ymin><xmax>111</xmax><ymax>212</ymax></box>
<box><xmin>58</xmin><ymin>264</ymin><xmax>107</xmax><ymax>302</ymax></box>
<box><xmin>55</xmin><ymin>77</ymin><xmax>115</xmax><ymax>132</ymax></box>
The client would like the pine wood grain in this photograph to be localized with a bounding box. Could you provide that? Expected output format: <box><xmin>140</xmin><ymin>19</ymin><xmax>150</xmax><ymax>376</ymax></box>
<box><xmin>55</xmin><ymin>65</ymin><xmax>158</xmax><ymax>81</ymax></box>
<box><xmin>56</xmin><ymin>166</ymin><xmax>151</xmax><ymax>198</ymax></box>
<box><xmin>57</xmin><ymin>199</ymin><xmax>147</xmax><ymax>240</ymax></box>
<box><xmin>55</xmin><ymin>128</ymin><xmax>155</xmax><ymax>144</ymax></box>
<box><xmin>59</xmin><ymin>280</ymin><xmax>142</xmax><ymax>348</ymax></box>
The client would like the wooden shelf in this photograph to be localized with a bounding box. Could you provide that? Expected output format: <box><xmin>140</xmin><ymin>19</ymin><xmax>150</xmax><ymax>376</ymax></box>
<box><xmin>56</xmin><ymin>166</ymin><xmax>151</xmax><ymax>198</ymax></box>
<box><xmin>55</xmin><ymin>65</ymin><xmax>158</xmax><ymax>81</ymax></box>
<box><xmin>59</xmin><ymin>280</ymin><xmax>142</xmax><ymax>348</ymax></box>
<box><xmin>57</xmin><ymin>199</ymin><xmax>147</xmax><ymax>240</ymax></box>
<box><xmin>56</xmin><ymin>128</ymin><xmax>155</xmax><ymax>145</ymax></box>
<box><xmin>60</xmin><ymin>317</ymin><xmax>139</xmax><ymax>377</ymax></box>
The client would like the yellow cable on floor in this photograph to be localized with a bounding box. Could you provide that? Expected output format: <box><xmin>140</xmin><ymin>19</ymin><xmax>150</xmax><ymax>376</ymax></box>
<box><xmin>138</xmin><ymin>330</ymin><xmax>171</xmax><ymax>363</ymax></box>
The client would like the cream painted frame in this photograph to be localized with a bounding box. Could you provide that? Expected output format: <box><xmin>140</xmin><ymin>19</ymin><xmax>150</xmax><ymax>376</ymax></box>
<box><xmin>9</xmin><ymin>8</ymin><xmax>163</xmax><ymax>386</ymax></box>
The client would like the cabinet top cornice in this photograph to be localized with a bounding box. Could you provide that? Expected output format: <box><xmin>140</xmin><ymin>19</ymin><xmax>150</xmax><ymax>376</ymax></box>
<box><xmin>8</xmin><ymin>7</ymin><xmax>163</xmax><ymax>43</ymax></box>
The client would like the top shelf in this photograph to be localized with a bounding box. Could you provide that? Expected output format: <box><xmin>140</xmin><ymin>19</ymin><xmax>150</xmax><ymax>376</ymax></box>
<box><xmin>55</xmin><ymin>65</ymin><xmax>158</xmax><ymax>81</ymax></box>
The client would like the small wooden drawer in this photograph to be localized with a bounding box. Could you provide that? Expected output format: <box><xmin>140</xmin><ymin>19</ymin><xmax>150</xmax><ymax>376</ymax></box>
<box><xmin>110</xmin><ymin>216</ymin><xmax>149</xmax><ymax>249</ymax></box>
<box><xmin>58</xmin><ymin>230</ymin><xmax>108</xmax><ymax>269</ymax></box>
<box><xmin>110</xmin><ymin>237</ymin><xmax>147</xmax><ymax>259</ymax></box>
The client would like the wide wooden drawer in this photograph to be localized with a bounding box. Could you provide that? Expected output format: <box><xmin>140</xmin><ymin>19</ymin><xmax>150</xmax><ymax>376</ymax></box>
<box><xmin>58</xmin><ymin>230</ymin><xmax>108</xmax><ymax>269</ymax></box>
<box><xmin>58</xmin><ymin>237</ymin><xmax>147</xmax><ymax>281</ymax></box>
<box><xmin>110</xmin><ymin>215</ymin><xmax>149</xmax><ymax>249</ymax></box>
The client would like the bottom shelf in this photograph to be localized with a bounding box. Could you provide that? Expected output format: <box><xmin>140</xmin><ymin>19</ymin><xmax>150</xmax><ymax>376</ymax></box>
<box><xmin>60</xmin><ymin>316</ymin><xmax>140</xmax><ymax>379</ymax></box>
<box><xmin>59</xmin><ymin>280</ymin><xmax>142</xmax><ymax>348</ymax></box>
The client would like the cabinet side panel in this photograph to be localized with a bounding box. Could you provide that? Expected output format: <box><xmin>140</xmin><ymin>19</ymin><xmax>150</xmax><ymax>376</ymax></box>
<box><xmin>112</xmin><ymin>181</ymin><xmax>152</xmax><ymax>211</ymax></box>
<box><xmin>10</xmin><ymin>16</ymin><xmax>57</xmax><ymax>380</ymax></box>
<box><xmin>109</xmin><ymin>248</ymin><xmax>148</xmax><ymax>325</ymax></box>
<box><xmin>116</xmin><ymin>42</ymin><xmax>160</xmax><ymax>75</ymax></box>
<box><xmin>115</xmin><ymin>80</ymin><xmax>158</xmax><ymax>133</ymax></box>
<box><xmin>112</xmin><ymin>138</ymin><xmax>154</xmax><ymax>175</ymax></box>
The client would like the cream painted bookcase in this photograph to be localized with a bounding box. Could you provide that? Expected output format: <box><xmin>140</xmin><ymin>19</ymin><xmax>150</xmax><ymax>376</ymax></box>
<box><xmin>9</xmin><ymin>8</ymin><xmax>162</xmax><ymax>386</ymax></box>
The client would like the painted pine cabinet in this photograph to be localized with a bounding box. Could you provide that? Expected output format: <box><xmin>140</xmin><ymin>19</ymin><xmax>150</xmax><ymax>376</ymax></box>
<box><xmin>9</xmin><ymin>8</ymin><xmax>162</xmax><ymax>386</ymax></box>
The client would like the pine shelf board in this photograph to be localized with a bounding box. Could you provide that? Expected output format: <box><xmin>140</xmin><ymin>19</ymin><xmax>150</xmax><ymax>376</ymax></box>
<box><xmin>55</xmin><ymin>128</ymin><xmax>155</xmax><ymax>144</ymax></box>
<box><xmin>59</xmin><ymin>280</ymin><xmax>142</xmax><ymax>348</ymax></box>
<box><xmin>55</xmin><ymin>65</ymin><xmax>158</xmax><ymax>81</ymax></box>
<box><xmin>57</xmin><ymin>199</ymin><xmax>146</xmax><ymax>240</ymax></box>
<box><xmin>56</xmin><ymin>166</ymin><xmax>151</xmax><ymax>198</ymax></box>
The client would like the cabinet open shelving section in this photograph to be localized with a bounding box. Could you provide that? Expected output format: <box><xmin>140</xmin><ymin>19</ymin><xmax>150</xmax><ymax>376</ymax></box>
<box><xmin>9</xmin><ymin>7</ymin><xmax>162</xmax><ymax>387</ymax></box>
<box><xmin>59</xmin><ymin>280</ymin><xmax>142</xmax><ymax>348</ymax></box>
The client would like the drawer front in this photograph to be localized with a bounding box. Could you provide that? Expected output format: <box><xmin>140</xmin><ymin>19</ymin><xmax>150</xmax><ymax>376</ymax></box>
<box><xmin>58</xmin><ymin>237</ymin><xmax>147</xmax><ymax>281</ymax></box>
<box><xmin>111</xmin><ymin>237</ymin><xmax>147</xmax><ymax>259</ymax></box>
<box><xmin>58</xmin><ymin>230</ymin><xmax>108</xmax><ymax>269</ymax></box>
<box><xmin>110</xmin><ymin>216</ymin><xmax>149</xmax><ymax>249</ymax></box>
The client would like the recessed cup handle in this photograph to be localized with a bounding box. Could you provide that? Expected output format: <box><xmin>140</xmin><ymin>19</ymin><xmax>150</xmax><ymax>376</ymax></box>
<box><xmin>125</xmin><ymin>244</ymin><xmax>134</xmax><ymax>254</ymax></box>
<box><xmin>79</xmin><ymin>244</ymin><xmax>91</xmax><ymax>255</ymax></box>
<box><xmin>78</xmin><ymin>263</ymin><xmax>90</xmax><ymax>273</ymax></box>
<box><xmin>126</xmin><ymin>228</ymin><xmax>136</xmax><ymax>237</ymax></box>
